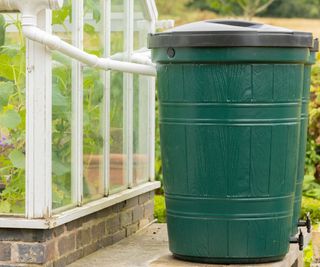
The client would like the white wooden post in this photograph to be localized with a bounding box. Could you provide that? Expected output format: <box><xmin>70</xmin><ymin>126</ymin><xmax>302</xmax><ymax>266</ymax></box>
<box><xmin>148</xmin><ymin>76</ymin><xmax>156</xmax><ymax>181</ymax></box>
<box><xmin>103</xmin><ymin>0</ymin><xmax>111</xmax><ymax>196</ymax></box>
<box><xmin>71</xmin><ymin>0</ymin><xmax>84</xmax><ymax>206</ymax></box>
<box><xmin>124</xmin><ymin>0</ymin><xmax>134</xmax><ymax>188</ymax></box>
<box><xmin>138</xmin><ymin>0</ymin><xmax>157</xmax><ymax>182</ymax></box>
<box><xmin>148</xmin><ymin>3</ymin><xmax>156</xmax><ymax>182</ymax></box>
<box><xmin>25</xmin><ymin>9</ymin><xmax>52</xmax><ymax>218</ymax></box>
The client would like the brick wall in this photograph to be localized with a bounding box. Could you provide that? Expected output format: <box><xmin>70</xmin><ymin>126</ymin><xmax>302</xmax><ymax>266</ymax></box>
<box><xmin>0</xmin><ymin>191</ymin><xmax>155</xmax><ymax>267</ymax></box>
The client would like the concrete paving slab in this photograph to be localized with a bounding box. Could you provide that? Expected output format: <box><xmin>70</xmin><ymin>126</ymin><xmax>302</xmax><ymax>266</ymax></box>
<box><xmin>68</xmin><ymin>224</ymin><xmax>303</xmax><ymax>267</ymax></box>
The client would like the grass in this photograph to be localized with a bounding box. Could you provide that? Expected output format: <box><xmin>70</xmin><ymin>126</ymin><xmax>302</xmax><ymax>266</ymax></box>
<box><xmin>154</xmin><ymin>195</ymin><xmax>166</xmax><ymax>223</ymax></box>
<box><xmin>254</xmin><ymin>18</ymin><xmax>320</xmax><ymax>39</ymax></box>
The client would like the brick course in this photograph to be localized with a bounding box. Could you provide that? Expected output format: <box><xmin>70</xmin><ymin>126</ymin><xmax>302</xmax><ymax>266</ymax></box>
<box><xmin>0</xmin><ymin>191</ymin><xmax>155</xmax><ymax>266</ymax></box>
<box><xmin>0</xmin><ymin>243</ymin><xmax>10</xmax><ymax>262</ymax></box>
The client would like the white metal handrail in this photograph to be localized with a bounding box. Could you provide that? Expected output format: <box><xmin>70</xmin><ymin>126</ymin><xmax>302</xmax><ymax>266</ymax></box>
<box><xmin>0</xmin><ymin>0</ymin><xmax>157</xmax><ymax>76</ymax></box>
<box><xmin>22</xmin><ymin>16</ymin><xmax>157</xmax><ymax>76</ymax></box>
<box><xmin>111</xmin><ymin>49</ymin><xmax>155</xmax><ymax>66</ymax></box>
<box><xmin>0</xmin><ymin>0</ymin><xmax>62</xmax><ymax>13</ymax></box>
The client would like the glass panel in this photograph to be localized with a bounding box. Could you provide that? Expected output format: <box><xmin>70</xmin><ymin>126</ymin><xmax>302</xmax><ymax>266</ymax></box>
<box><xmin>0</xmin><ymin>14</ymin><xmax>25</xmax><ymax>214</ymax></box>
<box><xmin>111</xmin><ymin>0</ymin><xmax>125</xmax><ymax>57</ymax></box>
<box><xmin>110</xmin><ymin>71</ymin><xmax>125</xmax><ymax>192</ymax></box>
<box><xmin>110</xmin><ymin>0</ymin><xmax>127</xmax><ymax>193</ymax></box>
<box><xmin>134</xmin><ymin>0</ymin><xmax>149</xmax><ymax>50</ymax></box>
<box><xmin>83</xmin><ymin>0</ymin><xmax>104</xmax><ymax>202</ymax></box>
<box><xmin>133</xmin><ymin>0</ymin><xmax>151</xmax><ymax>185</ymax></box>
<box><xmin>52</xmin><ymin>2</ymin><xmax>73</xmax><ymax>209</ymax></box>
<box><xmin>133</xmin><ymin>75</ymin><xmax>150</xmax><ymax>185</ymax></box>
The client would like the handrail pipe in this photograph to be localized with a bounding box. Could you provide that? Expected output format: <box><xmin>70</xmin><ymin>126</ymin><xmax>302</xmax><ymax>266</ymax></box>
<box><xmin>0</xmin><ymin>0</ymin><xmax>157</xmax><ymax>76</ymax></box>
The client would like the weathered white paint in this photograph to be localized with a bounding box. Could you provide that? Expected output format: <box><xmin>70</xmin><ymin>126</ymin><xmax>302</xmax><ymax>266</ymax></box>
<box><xmin>149</xmin><ymin>76</ymin><xmax>156</xmax><ymax>182</ymax></box>
<box><xmin>71</xmin><ymin>0</ymin><xmax>84</xmax><ymax>206</ymax></box>
<box><xmin>124</xmin><ymin>0</ymin><xmax>134</xmax><ymax>189</ymax></box>
<box><xmin>144</xmin><ymin>0</ymin><xmax>158</xmax><ymax>22</ymax></box>
<box><xmin>146</xmin><ymin>5</ymin><xmax>156</xmax><ymax>182</ymax></box>
<box><xmin>102</xmin><ymin>0</ymin><xmax>112</xmax><ymax>196</ymax></box>
<box><xmin>21</xmin><ymin>19</ymin><xmax>156</xmax><ymax>76</ymax></box>
<box><xmin>111</xmin><ymin>50</ymin><xmax>154</xmax><ymax>66</ymax></box>
<box><xmin>0</xmin><ymin>182</ymin><xmax>160</xmax><ymax>229</ymax></box>
<box><xmin>25</xmin><ymin>9</ymin><xmax>52</xmax><ymax>218</ymax></box>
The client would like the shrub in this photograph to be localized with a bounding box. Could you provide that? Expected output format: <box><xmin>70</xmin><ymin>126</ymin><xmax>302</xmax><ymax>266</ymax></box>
<box><xmin>301</xmin><ymin>196</ymin><xmax>320</xmax><ymax>223</ymax></box>
<box><xmin>306</xmin><ymin>55</ymin><xmax>320</xmax><ymax>177</ymax></box>
<box><xmin>154</xmin><ymin>195</ymin><xmax>166</xmax><ymax>223</ymax></box>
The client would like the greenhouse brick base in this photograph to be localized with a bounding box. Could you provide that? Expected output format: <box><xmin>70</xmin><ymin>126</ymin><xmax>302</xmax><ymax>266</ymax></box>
<box><xmin>0</xmin><ymin>191</ymin><xmax>155</xmax><ymax>266</ymax></box>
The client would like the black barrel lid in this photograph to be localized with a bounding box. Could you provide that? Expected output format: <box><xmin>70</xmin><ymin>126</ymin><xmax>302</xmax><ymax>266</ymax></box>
<box><xmin>148</xmin><ymin>19</ymin><xmax>313</xmax><ymax>48</ymax></box>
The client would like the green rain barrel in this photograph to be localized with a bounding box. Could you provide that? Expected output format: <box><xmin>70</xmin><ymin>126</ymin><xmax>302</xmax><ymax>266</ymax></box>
<box><xmin>291</xmin><ymin>39</ymin><xmax>319</xmax><ymax>236</ymax></box>
<box><xmin>149</xmin><ymin>20</ymin><xmax>314</xmax><ymax>264</ymax></box>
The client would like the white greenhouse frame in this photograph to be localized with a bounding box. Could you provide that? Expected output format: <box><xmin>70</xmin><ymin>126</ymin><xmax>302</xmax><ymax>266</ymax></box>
<box><xmin>0</xmin><ymin>0</ymin><xmax>168</xmax><ymax>229</ymax></box>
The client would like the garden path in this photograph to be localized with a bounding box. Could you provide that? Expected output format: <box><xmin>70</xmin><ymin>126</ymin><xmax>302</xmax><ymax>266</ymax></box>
<box><xmin>68</xmin><ymin>223</ymin><xmax>303</xmax><ymax>267</ymax></box>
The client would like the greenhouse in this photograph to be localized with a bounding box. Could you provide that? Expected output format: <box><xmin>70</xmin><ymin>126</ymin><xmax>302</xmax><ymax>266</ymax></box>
<box><xmin>0</xmin><ymin>0</ymin><xmax>164</xmax><ymax>265</ymax></box>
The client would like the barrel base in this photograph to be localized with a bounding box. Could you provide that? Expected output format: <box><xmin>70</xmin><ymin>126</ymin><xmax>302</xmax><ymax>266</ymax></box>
<box><xmin>173</xmin><ymin>253</ymin><xmax>285</xmax><ymax>264</ymax></box>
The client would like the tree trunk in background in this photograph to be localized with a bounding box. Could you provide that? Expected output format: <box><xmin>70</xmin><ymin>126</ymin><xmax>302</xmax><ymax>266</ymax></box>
<box><xmin>239</xmin><ymin>0</ymin><xmax>275</xmax><ymax>20</ymax></box>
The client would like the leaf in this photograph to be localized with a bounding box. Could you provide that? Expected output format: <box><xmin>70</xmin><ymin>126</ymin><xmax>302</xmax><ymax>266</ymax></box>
<box><xmin>0</xmin><ymin>14</ymin><xmax>5</xmax><ymax>27</ymax></box>
<box><xmin>0</xmin><ymin>54</ymin><xmax>14</xmax><ymax>81</ymax></box>
<box><xmin>52</xmin><ymin>160</ymin><xmax>70</xmax><ymax>176</ymax></box>
<box><xmin>0</xmin><ymin>14</ymin><xmax>5</xmax><ymax>48</ymax></box>
<box><xmin>0</xmin><ymin>81</ymin><xmax>14</xmax><ymax>96</ymax></box>
<box><xmin>9</xmin><ymin>150</ymin><xmax>25</xmax><ymax>169</ymax></box>
<box><xmin>85</xmin><ymin>0</ymin><xmax>101</xmax><ymax>22</ymax></box>
<box><xmin>0</xmin><ymin>110</ymin><xmax>21</xmax><ymax>129</ymax></box>
<box><xmin>0</xmin><ymin>81</ymin><xmax>14</xmax><ymax>110</ymax></box>
<box><xmin>84</xmin><ymin>23</ymin><xmax>96</xmax><ymax>34</ymax></box>
<box><xmin>93</xmin><ymin>9</ymin><xmax>101</xmax><ymax>23</ymax></box>
<box><xmin>52</xmin><ymin>85</ymin><xmax>68</xmax><ymax>107</ymax></box>
<box><xmin>0</xmin><ymin>200</ymin><xmax>11</xmax><ymax>213</ymax></box>
<box><xmin>52</xmin><ymin>5</ymin><xmax>71</xmax><ymax>25</ymax></box>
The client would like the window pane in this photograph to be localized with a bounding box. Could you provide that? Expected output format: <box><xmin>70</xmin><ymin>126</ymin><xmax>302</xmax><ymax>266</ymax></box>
<box><xmin>110</xmin><ymin>0</ymin><xmax>127</xmax><ymax>193</ymax></box>
<box><xmin>133</xmin><ymin>0</ymin><xmax>151</xmax><ymax>185</ymax></box>
<box><xmin>52</xmin><ymin>3</ymin><xmax>73</xmax><ymax>209</ymax></box>
<box><xmin>110</xmin><ymin>72</ymin><xmax>126</xmax><ymax>193</ymax></box>
<box><xmin>0</xmin><ymin>14</ymin><xmax>25</xmax><ymax>214</ymax></box>
<box><xmin>134</xmin><ymin>0</ymin><xmax>149</xmax><ymax>50</ymax></box>
<box><xmin>133</xmin><ymin>75</ymin><xmax>150</xmax><ymax>185</ymax></box>
<box><xmin>111</xmin><ymin>0</ymin><xmax>124</xmax><ymax>56</ymax></box>
<box><xmin>83</xmin><ymin>0</ymin><xmax>104</xmax><ymax>202</ymax></box>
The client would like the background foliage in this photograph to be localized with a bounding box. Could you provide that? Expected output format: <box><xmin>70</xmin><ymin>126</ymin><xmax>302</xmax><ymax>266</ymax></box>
<box><xmin>154</xmin><ymin>0</ymin><xmax>320</xmax><ymax>230</ymax></box>
<box><xmin>186</xmin><ymin>0</ymin><xmax>320</xmax><ymax>19</ymax></box>
<box><xmin>0</xmin><ymin>14</ymin><xmax>26</xmax><ymax>213</ymax></box>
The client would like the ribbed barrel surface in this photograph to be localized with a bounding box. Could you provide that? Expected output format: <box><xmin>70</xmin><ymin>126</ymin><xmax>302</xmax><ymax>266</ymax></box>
<box><xmin>155</xmin><ymin>47</ymin><xmax>309</xmax><ymax>263</ymax></box>
<box><xmin>291</xmin><ymin>52</ymin><xmax>317</xmax><ymax>236</ymax></box>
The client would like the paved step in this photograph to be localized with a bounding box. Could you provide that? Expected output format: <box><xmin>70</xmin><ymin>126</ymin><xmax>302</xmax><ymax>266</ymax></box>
<box><xmin>68</xmin><ymin>223</ymin><xmax>303</xmax><ymax>267</ymax></box>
